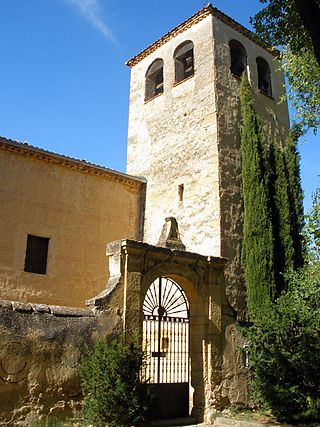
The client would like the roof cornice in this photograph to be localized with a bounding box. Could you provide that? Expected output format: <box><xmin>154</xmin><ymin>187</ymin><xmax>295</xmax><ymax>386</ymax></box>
<box><xmin>0</xmin><ymin>137</ymin><xmax>146</xmax><ymax>189</ymax></box>
<box><xmin>126</xmin><ymin>3</ymin><xmax>278</xmax><ymax>68</ymax></box>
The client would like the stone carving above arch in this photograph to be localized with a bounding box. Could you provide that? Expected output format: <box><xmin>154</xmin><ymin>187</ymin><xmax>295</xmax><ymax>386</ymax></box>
<box><xmin>157</xmin><ymin>217</ymin><xmax>186</xmax><ymax>251</ymax></box>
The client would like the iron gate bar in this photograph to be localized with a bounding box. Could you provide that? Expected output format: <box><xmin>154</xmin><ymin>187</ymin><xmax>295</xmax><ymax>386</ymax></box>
<box><xmin>157</xmin><ymin>277</ymin><xmax>162</xmax><ymax>383</ymax></box>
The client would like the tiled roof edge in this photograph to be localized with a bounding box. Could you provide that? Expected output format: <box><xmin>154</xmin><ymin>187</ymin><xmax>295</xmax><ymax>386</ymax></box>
<box><xmin>0</xmin><ymin>136</ymin><xmax>147</xmax><ymax>188</ymax></box>
<box><xmin>126</xmin><ymin>3</ymin><xmax>278</xmax><ymax>67</ymax></box>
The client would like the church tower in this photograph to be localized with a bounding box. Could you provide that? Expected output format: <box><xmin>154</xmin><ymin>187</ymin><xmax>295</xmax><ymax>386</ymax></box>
<box><xmin>126</xmin><ymin>4</ymin><xmax>289</xmax><ymax>316</ymax></box>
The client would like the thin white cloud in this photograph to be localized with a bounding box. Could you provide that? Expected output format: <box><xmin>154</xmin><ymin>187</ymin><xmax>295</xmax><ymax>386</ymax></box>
<box><xmin>64</xmin><ymin>0</ymin><xmax>114</xmax><ymax>41</ymax></box>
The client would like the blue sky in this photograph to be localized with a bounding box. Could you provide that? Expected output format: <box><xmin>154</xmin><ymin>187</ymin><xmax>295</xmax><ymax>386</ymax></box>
<box><xmin>0</xmin><ymin>0</ymin><xmax>318</xmax><ymax>210</ymax></box>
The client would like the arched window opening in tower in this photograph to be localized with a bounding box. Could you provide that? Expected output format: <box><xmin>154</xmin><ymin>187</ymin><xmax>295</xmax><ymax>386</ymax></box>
<box><xmin>145</xmin><ymin>59</ymin><xmax>164</xmax><ymax>101</ymax></box>
<box><xmin>174</xmin><ymin>41</ymin><xmax>194</xmax><ymax>83</ymax></box>
<box><xmin>256</xmin><ymin>57</ymin><xmax>272</xmax><ymax>97</ymax></box>
<box><xmin>229</xmin><ymin>39</ymin><xmax>247</xmax><ymax>77</ymax></box>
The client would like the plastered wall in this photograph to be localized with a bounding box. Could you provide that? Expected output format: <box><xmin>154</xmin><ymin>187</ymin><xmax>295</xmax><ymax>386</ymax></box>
<box><xmin>0</xmin><ymin>144</ymin><xmax>144</xmax><ymax>307</ymax></box>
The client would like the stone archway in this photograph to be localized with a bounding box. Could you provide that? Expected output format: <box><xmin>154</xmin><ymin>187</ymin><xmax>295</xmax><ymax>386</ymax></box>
<box><xmin>88</xmin><ymin>239</ymin><xmax>227</xmax><ymax>423</ymax></box>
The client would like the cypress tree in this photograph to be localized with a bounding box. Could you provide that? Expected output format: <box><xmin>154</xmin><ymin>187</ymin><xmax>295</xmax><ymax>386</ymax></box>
<box><xmin>269</xmin><ymin>140</ymin><xmax>295</xmax><ymax>295</ymax></box>
<box><xmin>284</xmin><ymin>128</ymin><xmax>305</xmax><ymax>268</ymax></box>
<box><xmin>240</xmin><ymin>75</ymin><xmax>275</xmax><ymax>318</ymax></box>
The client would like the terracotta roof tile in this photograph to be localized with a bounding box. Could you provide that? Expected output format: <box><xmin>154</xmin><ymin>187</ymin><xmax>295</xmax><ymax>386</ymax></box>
<box><xmin>0</xmin><ymin>136</ymin><xmax>146</xmax><ymax>187</ymax></box>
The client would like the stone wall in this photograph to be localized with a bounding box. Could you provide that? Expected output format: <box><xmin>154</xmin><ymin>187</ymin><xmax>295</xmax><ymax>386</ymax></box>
<box><xmin>0</xmin><ymin>300</ymin><xmax>97</xmax><ymax>425</ymax></box>
<box><xmin>0</xmin><ymin>138</ymin><xmax>145</xmax><ymax>308</ymax></box>
<box><xmin>127</xmin><ymin>15</ymin><xmax>221</xmax><ymax>257</ymax></box>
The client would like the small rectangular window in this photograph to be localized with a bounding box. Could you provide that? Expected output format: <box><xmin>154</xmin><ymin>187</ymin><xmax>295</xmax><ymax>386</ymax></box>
<box><xmin>178</xmin><ymin>184</ymin><xmax>184</xmax><ymax>202</ymax></box>
<box><xmin>24</xmin><ymin>234</ymin><xmax>49</xmax><ymax>275</ymax></box>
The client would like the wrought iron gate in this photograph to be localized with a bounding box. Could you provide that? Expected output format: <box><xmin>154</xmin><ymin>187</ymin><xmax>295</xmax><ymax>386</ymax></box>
<box><xmin>142</xmin><ymin>277</ymin><xmax>190</xmax><ymax>419</ymax></box>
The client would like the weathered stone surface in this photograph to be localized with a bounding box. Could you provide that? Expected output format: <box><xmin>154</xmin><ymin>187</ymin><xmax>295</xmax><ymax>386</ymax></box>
<box><xmin>157</xmin><ymin>217</ymin><xmax>186</xmax><ymax>251</ymax></box>
<box><xmin>221</xmin><ymin>320</ymin><xmax>251</xmax><ymax>407</ymax></box>
<box><xmin>0</xmin><ymin>304</ymin><xmax>98</xmax><ymax>425</ymax></box>
<box><xmin>127</xmin><ymin>15</ymin><xmax>221</xmax><ymax>257</ymax></box>
<box><xmin>0</xmin><ymin>300</ymin><xmax>12</xmax><ymax>310</ymax></box>
<box><xmin>87</xmin><ymin>275</ymin><xmax>121</xmax><ymax>308</ymax></box>
<box><xmin>31</xmin><ymin>303</ymin><xmax>50</xmax><ymax>313</ymax></box>
<box><xmin>12</xmin><ymin>301</ymin><xmax>33</xmax><ymax>313</ymax></box>
<box><xmin>49</xmin><ymin>305</ymin><xmax>94</xmax><ymax>317</ymax></box>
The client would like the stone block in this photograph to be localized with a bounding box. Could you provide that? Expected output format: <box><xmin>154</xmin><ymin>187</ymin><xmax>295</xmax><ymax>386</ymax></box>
<box><xmin>12</xmin><ymin>301</ymin><xmax>33</xmax><ymax>313</ymax></box>
<box><xmin>31</xmin><ymin>303</ymin><xmax>50</xmax><ymax>313</ymax></box>
<box><xmin>0</xmin><ymin>300</ymin><xmax>12</xmax><ymax>310</ymax></box>
<box><xmin>49</xmin><ymin>305</ymin><xmax>94</xmax><ymax>317</ymax></box>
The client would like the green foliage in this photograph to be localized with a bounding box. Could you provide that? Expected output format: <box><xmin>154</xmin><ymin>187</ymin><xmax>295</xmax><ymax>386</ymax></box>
<box><xmin>281</xmin><ymin>48</ymin><xmax>320</xmax><ymax>133</ymax></box>
<box><xmin>80</xmin><ymin>335</ymin><xmax>153</xmax><ymax>427</ymax></box>
<box><xmin>240</xmin><ymin>61</ymin><xmax>317</xmax><ymax>423</ymax></box>
<box><xmin>304</xmin><ymin>188</ymin><xmax>320</xmax><ymax>261</ymax></box>
<box><xmin>252</xmin><ymin>0</ymin><xmax>320</xmax><ymax>133</ymax></box>
<box><xmin>245</xmin><ymin>263</ymin><xmax>320</xmax><ymax>423</ymax></box>
<box><xmin>240</xmin><ymin>76</ymin><xmax>305</xmax><ymax>315</ymax></box>
<box><xmin>252</xmin><ymin>0</ymin><xmax>316</xmax><ymax>55</ymax></box>
<box><xmin>284</xmin><ymin>128</ymin><xmax>305</xmax><ymax>267</ymax></box>
<box><xmin>269</xmin><ymin>140</ymin><xmax>294</xmax><ymax>294</ymax></box>
<box><xmin>240</xmin><ymin>74</ymin><xmax>275</xmax><ymax>318</ymax></box>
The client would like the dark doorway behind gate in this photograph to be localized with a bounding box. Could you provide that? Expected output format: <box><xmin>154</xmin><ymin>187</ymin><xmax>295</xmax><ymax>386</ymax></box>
<box><xmin>142</xmin><ymin>277</ymin><xmax>190</xmax><ymax>419</ymax></box>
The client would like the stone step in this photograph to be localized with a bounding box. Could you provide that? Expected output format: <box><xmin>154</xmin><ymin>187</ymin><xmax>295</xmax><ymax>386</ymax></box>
<box><xmin>150</xmin><ymin>416</ymin><xmax>199</xmax><ymax>426</ymax></box>
<box><xmin>150</xmin><ymin>415</ymin><xmax>278</xmax><ymax>427</ymax></box>
<box><xmin>213</xmin><ymin>417</ymin><xmax>276</xmax><ymax>427</ymax></box>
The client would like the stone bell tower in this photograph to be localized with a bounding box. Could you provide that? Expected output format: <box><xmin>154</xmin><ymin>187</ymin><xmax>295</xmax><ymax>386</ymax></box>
<box><xmin>126</xmin><ymin>4</ymin><xmax>289</xmax><ymax>316</ymax></box>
